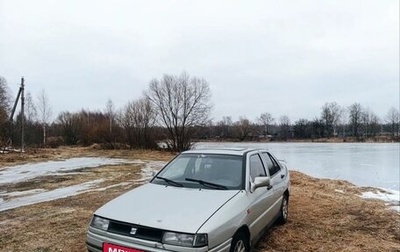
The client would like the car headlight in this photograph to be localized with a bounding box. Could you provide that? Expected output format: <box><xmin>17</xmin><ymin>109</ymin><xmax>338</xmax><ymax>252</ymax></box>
<box><xmin>90</xmin><ymin>216</ymin><xmax>110</xmax><ymax>231</ymax></box>
<box><xmin>162</xmin><ymin>232</ymin><xmax>208</xmax><ymax>247</ymax></box>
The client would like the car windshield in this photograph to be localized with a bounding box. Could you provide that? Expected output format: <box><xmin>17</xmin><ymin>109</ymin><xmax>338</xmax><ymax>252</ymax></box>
<box><xmin>152</xmin><ymin>153</ymin><xmax>244</xmax><ymax>190</ymax></box>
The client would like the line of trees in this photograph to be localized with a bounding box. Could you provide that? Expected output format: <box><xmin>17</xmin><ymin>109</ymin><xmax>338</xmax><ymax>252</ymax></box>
<box><xmin>0</xmin><ymin>74</ymin><xmax>399</xmax><ymax>152</ymax></box>
<box><xmin>0</xmin><ymin>73</ymin><xmax>213</xmax><ymax>151</ymax></box>
<box><xmin>200</xmin><ymin>103</ymin><xmax>399</xmax><ymax>142</ymax></box>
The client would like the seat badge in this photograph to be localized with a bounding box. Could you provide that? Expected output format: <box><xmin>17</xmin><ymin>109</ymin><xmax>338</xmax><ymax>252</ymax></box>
<box><xmin>130</xmin><ymin>227</ymin><xmax>137</xmax><ymax>235</ymax></box>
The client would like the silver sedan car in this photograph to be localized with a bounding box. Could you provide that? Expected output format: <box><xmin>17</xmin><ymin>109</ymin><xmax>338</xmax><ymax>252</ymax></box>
<box><xmin>86</xmin><ymin>148</ymin><xmax>290</xmax><ymax>252</ymax></box>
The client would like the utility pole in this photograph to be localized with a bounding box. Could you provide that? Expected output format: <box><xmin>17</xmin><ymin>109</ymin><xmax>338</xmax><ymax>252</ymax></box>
<box><xmin>6</xmin><ymin>77</ymin><xmax>26</xmax><ymax>152</ymax></box>
<box><xmin>20</xmin><ymin>77</ymin><xmax>25</xmax><ymax>153</ymax></box>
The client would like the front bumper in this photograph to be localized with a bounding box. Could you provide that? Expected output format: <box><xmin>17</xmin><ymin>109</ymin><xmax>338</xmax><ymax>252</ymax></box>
<box><xmin>86</xmin><ymin>227</ymin><xmax>231</xmax><ymax>252</ymax></box>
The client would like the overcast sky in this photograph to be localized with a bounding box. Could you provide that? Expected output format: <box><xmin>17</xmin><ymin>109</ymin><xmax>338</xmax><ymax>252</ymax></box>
<box><xmin>0</xmin><ymin>0</ymin><xmax>398</xmax><ymax>123</ymax></box>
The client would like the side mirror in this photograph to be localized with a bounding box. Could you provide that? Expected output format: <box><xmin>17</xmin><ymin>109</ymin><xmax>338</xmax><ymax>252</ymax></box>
<box><xmin>250</xmin><ymin>177</ymin><xmax>270</xmax><ymax>192</ymax></box>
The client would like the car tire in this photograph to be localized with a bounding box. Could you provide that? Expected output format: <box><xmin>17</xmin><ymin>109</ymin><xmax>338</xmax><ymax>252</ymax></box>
<box><xmin>277</xmin><ymin>194</ymin><xmax>289</xmax><ymax>225</ymax></box>
<box><xmin>230</xmin><ymin>231</ymin><xmax>250</xmax><ymax>252</ymax></box>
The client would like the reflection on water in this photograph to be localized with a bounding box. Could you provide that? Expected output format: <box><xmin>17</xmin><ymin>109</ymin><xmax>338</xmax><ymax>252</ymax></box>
<box><xmin>194</xmin><ymin>142</ymin><xmax>400</xmax><ymax>191</ymax></box>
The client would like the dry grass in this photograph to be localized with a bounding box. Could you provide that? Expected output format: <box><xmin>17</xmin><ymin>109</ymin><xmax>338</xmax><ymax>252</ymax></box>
<box><xmin>257</xmin><ymin>172</ymin><xmax>400</xmax><ymax>252</ymax></box>
<box><xmin>0</xmin><ymin>147</ymin><xmax>399</xmax><ymax>252</ymax></box>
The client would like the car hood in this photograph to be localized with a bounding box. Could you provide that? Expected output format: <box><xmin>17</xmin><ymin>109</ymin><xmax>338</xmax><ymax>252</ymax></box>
<box><xmin>95</xmin><ymin>183</ymin><xmax>240</xmax><ymax>233</ymax></box>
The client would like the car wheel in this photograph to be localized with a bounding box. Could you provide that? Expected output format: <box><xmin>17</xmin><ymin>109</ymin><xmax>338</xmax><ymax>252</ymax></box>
<box><xmin>277</xmin><ymin>194</ymin><xmax>289</xmax><ymax>225</ymax></box>
<box><xmin>230</xmin><ymin>232</ymin><xmax>250</xmax><ymax>252</ymax></box>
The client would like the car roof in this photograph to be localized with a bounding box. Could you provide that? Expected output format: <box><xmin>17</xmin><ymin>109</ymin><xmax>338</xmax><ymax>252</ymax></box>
<box><xmin>182</xmin><ymin>147</ymin><xmax>266</xmax><ymax>156</ymax></box>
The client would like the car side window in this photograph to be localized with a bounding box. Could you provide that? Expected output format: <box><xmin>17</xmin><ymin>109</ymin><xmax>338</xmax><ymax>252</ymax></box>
<box><xmin>262</xmin><ymin>152</ymin><xmax>281</xmax><ymax>177</ymax></box>
<box><xmin>249</xmin><ymin>154</ymin><xmax>266</xmax><ymax>181</ymax></box>
<box><xmin>269</xmin><ymin>154</ymin><xmax>281</xmax><ymax>176</ymax></box>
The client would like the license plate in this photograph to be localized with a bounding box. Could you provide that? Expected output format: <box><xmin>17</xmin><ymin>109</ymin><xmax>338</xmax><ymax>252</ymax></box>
<box><xmin>103</xmin><ymin>243</ymin><xmax>144</xmax><ymax>252</ymax></box>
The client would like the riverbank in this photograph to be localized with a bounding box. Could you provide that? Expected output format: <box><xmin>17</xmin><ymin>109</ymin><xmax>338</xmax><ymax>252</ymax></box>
<box><xmin>0</xmin><ymin>147</ymin><xmax>399</xmax><ymax>251</ymax></box>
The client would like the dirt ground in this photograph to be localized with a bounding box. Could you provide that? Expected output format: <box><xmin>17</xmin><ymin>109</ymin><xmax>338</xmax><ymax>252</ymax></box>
<box><xmin>0</xmin><ymin>147</ymin><xmax>399</xmax><ymax>252</ymax></box>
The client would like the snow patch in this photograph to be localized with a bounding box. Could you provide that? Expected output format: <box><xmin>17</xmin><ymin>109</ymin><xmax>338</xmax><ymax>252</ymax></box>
<box><xmin>360</xmin><ymin>188</ymin><xmax>400</xmax><ymax>212</ymax></box>
<box><xmin>0</xmin><ymin>157</ymin><xmax>134</xmax><ymax>185</ymax></box>
<box><xmin>0</xmin><ymin>158</ymin><xmax>166</xmax><ymax>211</ymax></box>
<box><xmin>0</xmin><ymin>189</ymin><xmax>47</xmax><ymax>197</ymax></box>
<box><xmin>0</xmin><ymin>179</ymin><xmax>104</xmax><ymax>212</ymax></box>
<box><xmin>133</xmin><ymin>161</ymin><xmax>167</xmax><ymax>183</ymax></box>
<box><xmin>390</xmin><ymin>206</ymin><xmax>400</xmax><ymax>212</ymax></box>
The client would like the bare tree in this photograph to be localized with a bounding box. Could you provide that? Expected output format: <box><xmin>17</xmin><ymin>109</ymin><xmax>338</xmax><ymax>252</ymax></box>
<box><xmin>234</xmin><ymin>116</ymin><xmax>252</xmax><ymax>141</ymax></box>
<box><xmin>361</xmin><ymin>108</ymin><xmax>380</xmax><ymax>137</ymax></box>
<box><xmin>338</xmin><ymin>107</ymin><xmax>347</xmax><ymax>137</ymax></box>
<box><xmin>37</xmin><ymin>90</ymin><xmax>52</xmax><ymax>145</ymax></box>
<box><xmin>22</xmin><ymin>92</ymin><xmax>41</xmax><ymax>145</ymax></box>
<box><xmin>369</xmin><ymin>112</ymin><xmax>381</xmax><ymax>137</ymax></box>
<box><xmin>25</xmin><ymin>92</ymin><xmax>37</xmax><ymax>122</ymax></box>
<box><xmin>0</xmin><ymin>76</ymin><xmax>10</xmax><ymax>126</ymax></box>
<box><xmin>105</xmin><ymin>99</ymin><xmax>115</xmax><ymax>134</ymax></box>
<box><xmin>385</xmin><ymin>107</ymin><xmax>400</xmax><ymax>137</ymax></box>
<box><xmin>146</xmin><ymin>72</ymin><xmax>212</xmax><ymax>151</ymax></box>
<box><xmin>293</xmin><ymin>119</ymin><xmax>312</xmax><ymax>139</ymax></box>
<box><xmin>120</xmin><ymin>97</ymin><xmax>156</xmax><ymax>148</ymax></box>
<box><xmin>312</xmin><ymin>117</ymin><xmax>325</xmax><ymax>138</ymax></box>
<box><xmin>57</xmin><ymin>111</ymin><xmax>79</xmax><ymax>145</ymax></box>
<box><xmin>215</xmin><ymin>116</ymin><xmax>233</xmax><ymax>139</ymax></box>
<box><xmin>348</xmin><ymin>103</ymin><xmax>363</xmax><ymax>137</ymax></box>
<box><xmin>321</xmin><ymin>102</ymin><xmax>341</xmax><ymax>137</ymax></box>
<box><xmin>279</xmin><ymin>115</ymin><xmax>291</xmax><ymax>140</ymax></box>
<box><xmin>0</xmin><ymin>76</ymin><xmax>14</xmax><ymax>145</ymax></box>
<box><xmin>258</xmin><ymin>112</ymin><xmax>274</xmax><ymax>135</ymax></box>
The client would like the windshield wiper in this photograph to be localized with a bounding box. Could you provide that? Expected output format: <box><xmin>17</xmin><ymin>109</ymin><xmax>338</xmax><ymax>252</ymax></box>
<box><xmin>185</xmin><ymin>178</ymin><xmax>228</xmax><ymax>190</ymax></box>
<box><xmin>155</xmin><ymin>176</ymin><xmax>184</xmax><ymax>187</ymax></box>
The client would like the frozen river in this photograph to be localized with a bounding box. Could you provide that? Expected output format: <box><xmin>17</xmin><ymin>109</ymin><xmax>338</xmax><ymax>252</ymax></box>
<box><xmin>194</xmin><ymin>142</ymin><xmax>400</xmax><ymax>192</ymax></box>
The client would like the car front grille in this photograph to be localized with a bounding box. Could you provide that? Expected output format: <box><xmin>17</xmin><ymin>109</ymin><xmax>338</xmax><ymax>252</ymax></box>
<box><xmin>108</xmin><ymin>220</ymin><xmax>164</xmax><ymax>242</ymax></box>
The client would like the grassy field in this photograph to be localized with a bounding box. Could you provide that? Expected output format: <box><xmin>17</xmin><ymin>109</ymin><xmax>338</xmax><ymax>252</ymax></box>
<box><xmin>0</xmin><ymin>147</ymin><xmax>399</xmax><ymax>252</ymax></box>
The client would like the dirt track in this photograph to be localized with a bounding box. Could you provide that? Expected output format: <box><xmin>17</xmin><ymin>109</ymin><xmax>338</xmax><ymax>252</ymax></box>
<box><xmin>0</xmin><ymin>147</ymin><xmax>399</xmax><ymax>252</ymax></box>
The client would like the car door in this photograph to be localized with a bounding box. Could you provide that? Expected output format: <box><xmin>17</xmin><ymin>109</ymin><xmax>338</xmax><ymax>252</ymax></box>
<box><xmin>261</xmin><ymin>151</ymin><xmax>285</xmax><ymax>215</ymax></box>
<box><xmin>246</xmin><ymin>153</ymin><xmax>276</xmax><ymax>237</ymax></box>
